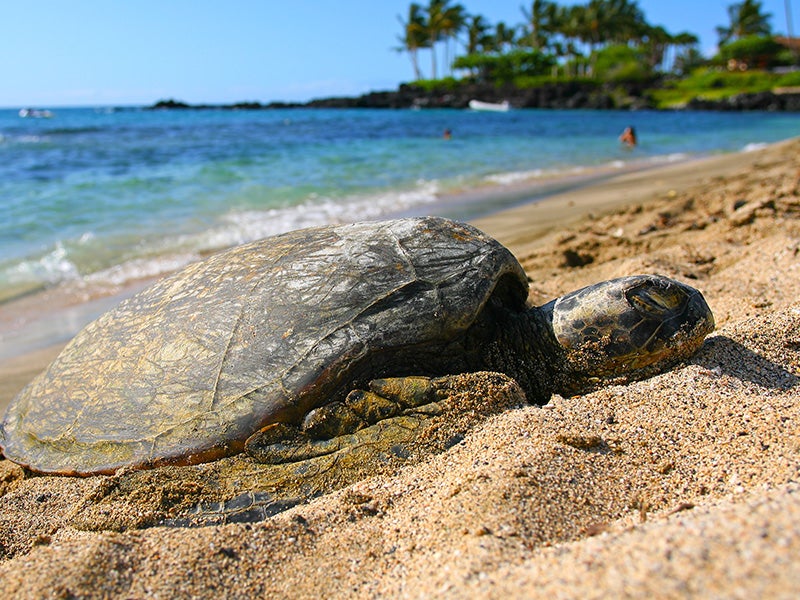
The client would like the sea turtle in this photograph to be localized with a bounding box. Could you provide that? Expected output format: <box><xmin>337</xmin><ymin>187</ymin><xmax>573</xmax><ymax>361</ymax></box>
<box><xmin>0</xmin><ymin>216</ymin><xmax>714</xmax><ymax>477</ymax></box>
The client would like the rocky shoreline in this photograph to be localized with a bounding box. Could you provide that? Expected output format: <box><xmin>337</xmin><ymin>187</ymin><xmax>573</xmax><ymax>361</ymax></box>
<box><xmin>149</xmin><ymin>81</ymin><xmax>800</xmax><ymax>112</ymax></box>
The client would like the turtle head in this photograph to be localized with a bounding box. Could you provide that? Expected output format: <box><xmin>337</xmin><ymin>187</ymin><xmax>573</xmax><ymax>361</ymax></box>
<box><xmin>542</xmin><ymin>274</ymin><xmax>714</xmax><ymax>395</ymax></box>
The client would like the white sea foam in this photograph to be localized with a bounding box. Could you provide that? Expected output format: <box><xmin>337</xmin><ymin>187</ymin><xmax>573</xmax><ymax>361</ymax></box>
<box><xmin>85</xmin><ymin>253</ymin><xmax>203</xmax><ymax>287</ymax></box>
<box><xmin>647</xmin><ymin>152</ymin><xmax>688</xmax><ymax>164</ymax></box>
<box><xmin>6</xmin><ymin>242</ymin><xmax>81</xmax><ymax>286</ymax></box>
<box><xmin>742</xmin><ymin>142</ymin><xmax>768</xmax><ymax>153</ymax></box>
<box><xmin>45</xmin><ymin>181</ymin><xmax>441</xmax><ymax>294</ymax></box>
<box><xmin>1</xmin><ymin>181</ymin><xmax>446</xmax><ymax>300</ymax></box>
<box><xmin>186</xmin><ymin>181</ymin><xmax>442</xmax><ymax>254</ymax></box>
<box><xmin>484</xmin><ymin>169</ymin><xmax>544</xmax><ymax>185</ymax></box>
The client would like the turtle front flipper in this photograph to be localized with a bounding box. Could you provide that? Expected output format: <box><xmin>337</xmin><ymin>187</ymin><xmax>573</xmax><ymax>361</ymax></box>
<box><xmin>244</xmin><ymin>376</ymin><xmax>449</xmax><ymax>465</ymax></box>
<box><xmin>66</xmin><ymin>373</ymin><xmax>526</xmax><ymax>531</ymax></box>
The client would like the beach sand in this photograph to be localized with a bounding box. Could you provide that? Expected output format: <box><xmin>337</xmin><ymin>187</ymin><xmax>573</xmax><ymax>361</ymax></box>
<box><xmin>1</xmin><ymin>139</ymin><xmax>799</xmax><ymax>598</ymax></box>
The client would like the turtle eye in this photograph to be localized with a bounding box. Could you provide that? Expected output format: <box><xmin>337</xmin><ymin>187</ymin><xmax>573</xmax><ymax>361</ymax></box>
<box><xmin>625</xmin><ymin>281</ymin><xmax>685</xmax><ymax>318</ymax></box>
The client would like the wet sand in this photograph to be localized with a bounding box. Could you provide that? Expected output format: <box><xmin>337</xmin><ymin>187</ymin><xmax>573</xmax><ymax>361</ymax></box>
<box><xmin>1</xmin><ymin>139</ymin><xmax>799</xmax><ymax>597</ymax></box>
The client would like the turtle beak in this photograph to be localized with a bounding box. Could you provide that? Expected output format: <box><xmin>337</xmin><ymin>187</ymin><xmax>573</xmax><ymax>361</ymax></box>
<box><xmin>624</xmin><ymin>276</ymin><xmax>715</xmax><ymax>349</ymax></box>
<box><xmin>684</xmin><ymin>284</ymin><xmax>715</xmax><ymax>337</ymax></box>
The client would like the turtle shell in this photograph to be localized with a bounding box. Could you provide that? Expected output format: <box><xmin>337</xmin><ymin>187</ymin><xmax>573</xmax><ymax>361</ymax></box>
<box><xmin>0</xmin><ymin>217</ymin><xmax>528</xmax><ymax>475</ymax></box>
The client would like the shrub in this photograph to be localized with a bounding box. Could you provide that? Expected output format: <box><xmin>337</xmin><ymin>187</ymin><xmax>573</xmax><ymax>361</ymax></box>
<box><xmin>776</xmin><ymin>70</ymin><xmax>800</xmax><ymax>87</ymax></box>
<box><xmin>593</xmin><ymin>45</ymin><xmax>653</xmax><ymax>82</ymax></box>
<box><xmin>411</xmin><ymin>77</ymin><xmax>461</xmax><ymax>92</ymax></box>
<box><xmin>719</xmin><ymin>36</ymin><xmax>785</xmax><ymax>69</ymax></box>
<box><xmin>454</xmin><ymin>50</ymin><xmax>555</xmax><ymax>83</ymax></box>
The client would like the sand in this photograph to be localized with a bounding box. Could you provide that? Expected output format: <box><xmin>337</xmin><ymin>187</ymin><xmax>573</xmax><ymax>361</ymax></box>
<box><xmin>1</xmin><ymin>139</ymin><xmax>799</xmax><ymax>598</ymax></box>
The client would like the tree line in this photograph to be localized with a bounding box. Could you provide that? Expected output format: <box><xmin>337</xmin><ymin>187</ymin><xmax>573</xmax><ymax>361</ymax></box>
<box><xmin>397</xmin><ymin>0</ymin><xmax>777</xmax><ymax>83</ymax></box>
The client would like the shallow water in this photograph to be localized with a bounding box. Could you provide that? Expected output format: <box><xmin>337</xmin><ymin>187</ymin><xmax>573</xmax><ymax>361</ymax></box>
<box><xmin>3</xmin><ymin>106</ymin><xmax>800</xmax><ymax>305</ymax></box>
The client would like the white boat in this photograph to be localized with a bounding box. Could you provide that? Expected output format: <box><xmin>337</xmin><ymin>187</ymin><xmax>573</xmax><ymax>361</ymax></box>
<box><xmin>468</xmin><ymin>99</ymin><xmax>510</xmax><ymax>112</ymax></box>
<box><xmin>19</xmin><ymin>108</ymin><xmax>54</xmax><ymax>118</ymax></box>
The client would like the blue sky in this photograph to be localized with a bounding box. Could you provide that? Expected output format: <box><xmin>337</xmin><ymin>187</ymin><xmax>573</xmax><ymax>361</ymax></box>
<box><xmin>1</xmin><ymin>0</ymin><xmax>796</xmax><ymax>107</ymax></box>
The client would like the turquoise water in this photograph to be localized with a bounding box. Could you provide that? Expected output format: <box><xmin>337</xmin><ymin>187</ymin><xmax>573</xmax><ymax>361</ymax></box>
<box><xmin>2</xmin><ymin>106</ymin><xmax>800</xmax><ymax>303</ymax></box>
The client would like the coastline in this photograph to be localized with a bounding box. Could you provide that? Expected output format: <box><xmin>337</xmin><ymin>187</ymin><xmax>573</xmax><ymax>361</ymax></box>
<box><xmin>1</xmin><ymin>136</ymin><xmax>799</xmax><ymax>597</ymax></box>
<box><xmin>5</xmin><ymin>106</ymin><xmax>799</xmax><ymax>315</ymax></box>
<box><xmin>145</xmin><ymin>81</ymin><xmax>800</xmax><ymax>111</ymax></box>
<box><xmin>473</xmin><ymin>140</ymin><xmax>786</xmax><ymax>255</ymax></box>
<box><xmin>0</xmin><ymin>139</ymin><xmax>795</xmax><ymax>413</ymax></box>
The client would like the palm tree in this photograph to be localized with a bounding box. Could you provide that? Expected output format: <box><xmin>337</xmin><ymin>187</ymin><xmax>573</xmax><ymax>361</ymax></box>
<box><xmin>554</xmin><ymin>4</ymin><xmax>588</xmax><ymax>76</ymax></box>
<box><xmin>716</xmin><ymin>0</ymin><xmax>773</xmax><ymax>45</ymax></box>
<box><xmin>641</xmin><ymin>25</ymin><xmax>672</xmax><ymax>71</ymax></box>
<box><xmin>579</xmin><ymin>0</ymin><xmax>647</xmax><ymax>47</ymax></box>
<box><xmin>640</xmin><ymin>25</ymin><xmax>698</xmax><ymax>73</ymax></box>
<box><xmin>441</xmin><ymin>3</ymin><xmax>467</xmax><ymax>76</ymax></box>
<box><xmin>424</xmin><ymin>0</ymin><xmax>464</xmax><ymax>79</ymax></box>
<box><xmin>521</xmin><ymin>0</ymin><xmax>558</xmax><ymax>51</ymax></box>
<box><xmin>606</xmin><ymin>0</ymin><xmax>648</xmax><ymax>44</ymax></box>
<box><xmin>785</xmin><ymin>0</ymin><xmax>798</xmax><ymax>64</ymax></box>
<box><xmin>556</xmin><ymin>0</ymin><xmax>648</xmax><ymax>76</ymax></box>
<box><xmin>491</xmin><ymin>21</ymin><xmax>518</xmax><ymax>54</ymax></box>
<box><xmin>580</xmin><ymin>0</ymin><xmax>604</xmax><ymax>52</ymax></box>
<box><xmin>465</xmin><ymin>14</ymin><xmax>492</xmax><ymax>55</ymax></box>
<box><xmin>461</xmin><ymin>14</ymin><xmax>493</xmax><ymax>78</ymax></box>
<box><xmin>396</xmin><ymin>3</ymin><xmax>429</xmax><ymax>80</ymax></box>
<box><xmin>668</xmin><ymin>31</ymin><xmax>700</xmax><ymax>73</ymax></box>
<box><xmin>673</xmin><ymin>46</ymin><xmax>705</xmax><ymax>75</ymax></box>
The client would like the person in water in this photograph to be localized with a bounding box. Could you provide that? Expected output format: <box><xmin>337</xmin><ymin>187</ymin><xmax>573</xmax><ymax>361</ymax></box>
<box><xmin>619</xmin><ymin>126</ymin><xmax>637</xmax><ymax>147</ymax></box>
<box><xmin>443</xmin><ymin>128</ymin><xmax>452</xmax><ymax>140</ymax></box>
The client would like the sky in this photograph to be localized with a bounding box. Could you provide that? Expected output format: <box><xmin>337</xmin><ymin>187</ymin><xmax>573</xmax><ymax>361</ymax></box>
<box><xmin>1</xmin><ymin>0</ymin><xmax>797</xmax><ymax>107</ymax></box>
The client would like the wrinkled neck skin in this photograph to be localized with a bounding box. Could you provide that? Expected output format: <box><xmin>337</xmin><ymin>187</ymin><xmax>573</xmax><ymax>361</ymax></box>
<box><xmin>483</xmin><ymin>301</ymin><xmax>704</xmax><ymax>405</ymax></box>
<box><xmin>476</xmin><ymin>304</ymin><xmax>575</xmax><ymax>405</ymax></box>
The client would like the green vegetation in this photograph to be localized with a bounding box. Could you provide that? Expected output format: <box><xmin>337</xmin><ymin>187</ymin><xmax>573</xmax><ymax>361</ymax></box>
<box><xmin>652</xmin><ymin>68</ymin><xmax>800</xmax><ymax>108</ymax></box>
<box><xmin>652</xmin><ymin>70</ymin><xmax>767</xmax><ymax>108</ymax></box>
<box><xmin>453</xmin><ymin>49</ymin><xmax>556</xmax><ymax>83</ymax></box>
<box><xmin>718</xmin><ymin>35</ymin><xmax>785</xmax><ymax>69</ymax></box>
<box><xmin>395</xmin><ymin>0</ymin><xmax>797</xmax><ymax>108</ymax></box>
<box><xmin>592</xmin><ymin>44</ymin><xmax>653</xmax><ymax>83</ymax></box>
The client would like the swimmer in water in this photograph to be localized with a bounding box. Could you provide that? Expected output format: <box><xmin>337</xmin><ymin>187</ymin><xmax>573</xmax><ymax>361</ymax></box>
<box><xmin>619</xmin><ymin>126</ymin><xmax>637</xmax><ymax>147</ymax></box>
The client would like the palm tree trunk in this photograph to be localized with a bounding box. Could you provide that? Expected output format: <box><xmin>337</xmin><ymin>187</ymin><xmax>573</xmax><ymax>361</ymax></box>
<box><xmin>431</xmin><ymin>37</ymin><xmax>438</xmax><ymax>79</ymax></box>
<box><xmin>786</xmin><ymin>0</ymin><xmax>799</xmax><ymax>64</ymax></box>
<box><xmin>411</xmin><ymin>49</ymin><xmax>422</xmax><ymax>80</ymax></box>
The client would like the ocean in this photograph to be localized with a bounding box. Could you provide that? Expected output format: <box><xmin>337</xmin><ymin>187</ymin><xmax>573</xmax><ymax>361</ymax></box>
<box><xmin>2</xmin><ymin>105</ymin><xmax>800</xmax><ymax>356</ymax></box>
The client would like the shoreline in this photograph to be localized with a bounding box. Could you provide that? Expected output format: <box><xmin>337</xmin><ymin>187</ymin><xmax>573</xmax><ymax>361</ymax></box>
<box><xmin>5</xmin><ymin>107</ymin><xmax>798</xmax><ymax>312</ymax></box>
<box><xmin>473</xmin><ymin>140</ymin><xmax>786</xmax><ymax>256</ymax></box>
<box><xmin>143</xmin><ymin>80</ymin><xmax>800</xmax><ymax>111</ymax></box>
<box><xmin>0</xmin><ymin>138</ymin><xmax>795</xmax><ymax>412</ymax></box>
